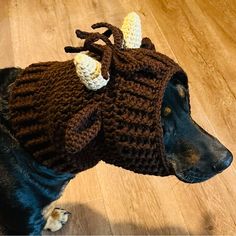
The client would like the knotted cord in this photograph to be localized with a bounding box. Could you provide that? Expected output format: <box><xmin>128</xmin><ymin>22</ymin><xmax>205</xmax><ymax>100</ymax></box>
<box><xmin>65</xmin><ymin>22</ymin><xmax>166</xmax><ymax>81</ymax></box>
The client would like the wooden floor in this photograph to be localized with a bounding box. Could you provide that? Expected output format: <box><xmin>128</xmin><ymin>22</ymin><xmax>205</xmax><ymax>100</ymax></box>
<box><xmin>1</xmin><ymin>0</ymin><xmax>236</xmax><ymax>235</ymax></box>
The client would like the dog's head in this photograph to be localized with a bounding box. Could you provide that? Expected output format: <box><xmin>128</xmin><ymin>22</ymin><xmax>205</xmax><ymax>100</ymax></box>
<box><xmin>6</xmin><ymin>12</ymin><xmax>232</xmax><ymax>178</ymax></box>
<box><xmin>63</xmin><ymin>13</ymin><xmax>233</xmax><ymax>178</ymax></box>
<box><xmin>161</xmin><ymin>78</ymin><xmax>233</xmax><ymax>183</ymax></box>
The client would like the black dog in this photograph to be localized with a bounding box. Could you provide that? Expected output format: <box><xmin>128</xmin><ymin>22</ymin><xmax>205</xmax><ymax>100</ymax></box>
<box><xmin>0</xmin><ymin>68</ymin><xmax>73</xmax><ymax>235</ymax></box>
<box><xmin>0</xmin><ymin>67</ymin><xmax>233</xmax><ymax>234</ymax></box>
<box><xmin>161</xmin><ymin>78</ymin><xmax>232</xmax><ymax>183</ymax></box>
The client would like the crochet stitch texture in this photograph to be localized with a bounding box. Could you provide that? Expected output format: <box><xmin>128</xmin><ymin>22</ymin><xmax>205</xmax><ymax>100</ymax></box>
<box><xmin>9</xmin><ymin>22</ymin><xmax>188</xmax><ymax>176</ymax></box>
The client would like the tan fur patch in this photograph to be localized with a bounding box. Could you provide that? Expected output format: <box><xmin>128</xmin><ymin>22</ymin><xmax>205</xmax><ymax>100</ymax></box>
<box><xmin>164</xmin><ymin>107</ymin><xmax>172</xmax><ymax>116</ymax></box>
<box><xmin>42</xmin><ymin>201</ymin><xmax>56</xmax><ymax>220</ymax></box>
<box><xmin>43</xmin><ymin>208</ymin><xmax>70</xmax><ymax>232</ymax></box>
<box><xmin>177</xmin><ymin>84</ymin><xmax>185</xmax><ymax>98</ymax></box>
<box><xmin>187</xmin><ymin>152</ymin><xmax>200</xmax><ymax>165</ymax></box>
<box><xmin>51</xmin><ymin>209</ymin><xmax>61</xmax><ymax>220</ymax></box>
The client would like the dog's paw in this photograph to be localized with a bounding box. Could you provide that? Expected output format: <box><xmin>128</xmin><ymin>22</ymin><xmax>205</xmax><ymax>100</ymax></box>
<box><xmin>43</xmin><ymin>208</ymin><xmax>71</xmax><ymax>232</ymax></box>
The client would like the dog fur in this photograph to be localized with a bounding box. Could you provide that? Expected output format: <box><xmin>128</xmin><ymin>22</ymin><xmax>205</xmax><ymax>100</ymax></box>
<box><xmin>0</xmin><ymin>67</ymin><xmax>233</xmax><ymax>234</ymax></box>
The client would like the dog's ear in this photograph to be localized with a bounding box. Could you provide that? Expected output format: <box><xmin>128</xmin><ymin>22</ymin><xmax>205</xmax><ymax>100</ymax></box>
<box><xmin>140</xmin><ymin>37</ymin><xmax>156</xmax><ymax>51</ymax></box>
<box><xmin>65</xmin><ymin>104</ymin><xmax>101</xmax><ymax>154</ymax></box>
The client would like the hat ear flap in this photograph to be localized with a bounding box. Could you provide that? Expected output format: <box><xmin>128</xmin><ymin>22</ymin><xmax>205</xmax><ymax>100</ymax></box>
<box><xmin>65</xmin><ymin>104</ymin><xmax>101</xmax><ymax>154</ymax></box>
<box><xmin>140</xmin><ymin>37</ymin><xmax>156</xmax><ymax>51</ymax></box>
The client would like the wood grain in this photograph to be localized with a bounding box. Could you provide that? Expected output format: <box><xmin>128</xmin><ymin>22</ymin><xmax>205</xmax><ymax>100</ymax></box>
<box><xmin>1</xmin><ymin>0</ymin><xmax>236</xmax><ymax>234</ymax></box>
<box><xmin>0</xmin><ymin>1</ymin><xmax>14</xmax><ymax>67</ymax></box>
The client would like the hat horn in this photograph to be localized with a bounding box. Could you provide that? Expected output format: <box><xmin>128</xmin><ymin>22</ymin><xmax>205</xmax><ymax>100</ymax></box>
<box><xmin>74</xmin><ymin>53</ymin><xmax>109</xmax><ymax>91</ymax></box>
<box><xmin>121</xmin><ymin>12</ymin><xmax>142</xmax><ymax>49</ymax></box>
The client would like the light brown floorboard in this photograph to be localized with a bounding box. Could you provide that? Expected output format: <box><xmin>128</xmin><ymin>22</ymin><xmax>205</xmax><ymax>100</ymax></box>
<box><xmin>0</xmin><ymin>1</ymin><xmax>14</xmax><ymax>67</ymax></box>
<box><xmin>0</xmin><ymin>0</ymin><xmax>235</xmax><ymax>235</ymax></box>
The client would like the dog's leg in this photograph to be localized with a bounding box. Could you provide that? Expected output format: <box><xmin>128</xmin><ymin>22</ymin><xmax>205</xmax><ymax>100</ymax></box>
<box><xmin>43</xmin><ymin>202</ymin><xmax>71</xmax><ymax>232</ymax></box>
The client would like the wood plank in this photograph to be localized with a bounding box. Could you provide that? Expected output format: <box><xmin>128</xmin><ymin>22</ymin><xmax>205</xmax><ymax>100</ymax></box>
<box><xmin>0</xmin><ymin>1</ymin><xmax>14</xmax><ymax>67</ymax></box>
<box><xmin>148</xmin><ymin>0</ymin><xmax>236</xmax><ymax>148</ymax></box>
<box><xmin>1</xmin><ymin>0</ymin><xmax>235</xmax><ymax>234</ymax></box>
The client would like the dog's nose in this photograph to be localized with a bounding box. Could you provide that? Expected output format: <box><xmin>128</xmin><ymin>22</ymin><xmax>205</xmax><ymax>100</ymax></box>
<box><xmin>212</xmin><ymin>150</ymin><xmax>233</xmax><ymax>173</ymax></box>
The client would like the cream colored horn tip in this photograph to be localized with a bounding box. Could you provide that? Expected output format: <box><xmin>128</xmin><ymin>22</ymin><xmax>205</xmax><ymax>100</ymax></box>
<box><xmin>121</xmin><ymin>11</ymin><xmax>142</xmax><ymax>48</ymax></box>
<box><xmin>126</xmin><ymin>12</ymin><xmax>140</xmax><ymax>18</ymax></box>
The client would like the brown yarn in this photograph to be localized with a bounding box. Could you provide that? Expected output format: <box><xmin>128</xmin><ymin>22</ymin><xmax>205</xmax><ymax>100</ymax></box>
<box><xmin>9</xmin><ymin>22</ymin><xmax>188</xmax><ymax>175</ymax></box>
<box><xmin>65</xmin><ymin>104</ymin><xmax>101</xmax><ymax>154</ymax></box>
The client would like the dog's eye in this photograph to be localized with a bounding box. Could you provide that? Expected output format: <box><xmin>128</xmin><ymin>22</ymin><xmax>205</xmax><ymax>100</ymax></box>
<box><xmin>163</xmin><ymin>107</ymin><xmax>172</xmax><ymax>116</ymax></box>
<box><xmin>176</xmin><ymin>84</ymin><xmax>185</xmax><ymax>98</ymax></box>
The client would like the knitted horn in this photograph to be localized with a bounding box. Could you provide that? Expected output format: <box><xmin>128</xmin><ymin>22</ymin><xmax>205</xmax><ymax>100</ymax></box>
<box><xmin>121</xmin><ymin>12</ymin><xmax>142</xmax><ymax>48</ymax></box>
<box><xmin>74</xmin><ymin>53</ymin><xmax>109</xmax><ymax>91</ymax></box>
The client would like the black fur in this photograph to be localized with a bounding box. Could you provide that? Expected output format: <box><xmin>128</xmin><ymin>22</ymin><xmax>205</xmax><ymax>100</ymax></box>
<box><xmin>0</xmin><ymin>68</ymin><xmax>23</xmax><ymax>129</ymax></box>
<box><xmin>0</xmin><ymin>68</ymin><xmax>74</xmax><ymax>234</ymax></box>
<box><xmin>161</xmin><ymin>77</ymin><xmax>233</xmax><ymax>183</ymax></box>
<box><xmin>0</xmin><ymin>124</ymin><xmax>74</xmax><ymax>235</ymax></box>
<box><xmin>0</xmin><ymin>68</ymin><xmax>21</xmax><ymax>93</ymax></box>
<box><xmin>0</xmin><ymin>67</ymin><xmax>233</xmax><ymax>234</ymax></box>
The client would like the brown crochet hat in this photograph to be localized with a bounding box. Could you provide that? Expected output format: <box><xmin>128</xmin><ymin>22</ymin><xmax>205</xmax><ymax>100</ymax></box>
<box><xmin>9</xmin><ymin>13</ymin><xmax>189</xmax><ymax>176</ymax></box>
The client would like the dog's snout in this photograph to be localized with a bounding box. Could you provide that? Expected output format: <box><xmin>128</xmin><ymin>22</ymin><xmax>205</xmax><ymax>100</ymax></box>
<box><xmin>212</xmin><ymin>150</ymin><xmax>233</xmax><ymax>173</ymax></box>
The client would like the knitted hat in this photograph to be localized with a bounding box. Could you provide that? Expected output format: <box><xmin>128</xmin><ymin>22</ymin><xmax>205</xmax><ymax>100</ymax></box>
<box><xmin>9</xmin><ymin>13</ymin><xmax>188</xmax><ymax>176</ymax></box>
